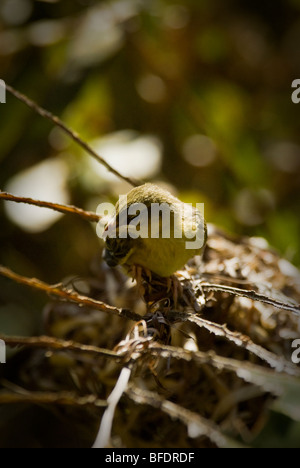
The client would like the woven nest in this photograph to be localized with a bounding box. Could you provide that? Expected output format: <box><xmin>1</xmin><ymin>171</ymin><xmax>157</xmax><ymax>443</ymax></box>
<box><xmin>1</xmin><ymin>225</ymin><xmax>300</xmax><ymax>448</ymax></box>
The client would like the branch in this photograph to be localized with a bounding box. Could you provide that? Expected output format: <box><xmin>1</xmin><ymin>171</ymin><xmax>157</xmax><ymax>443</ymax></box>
<box><xmin>126</xmin><ymin>385</ymin><xmax>245</xmax><ymax>448</ymax></box>
<box><xmin>0</xmin><ymin>191</ymin><xmax>100</xmax><ymax>223</ymax></box>
<box><xmin>149</xmin><ymin>344</ymin><xmax>300</xmax><ymax>386</ymax></box>
<box><xmin>0</xmin><ymin>265</ymin><xmax>141</xmax><ymax>322</ymax></box>
<box><xmin>93</xmin><ymin>367</ymin><xmax>132</xmax><ymax>448</ymax></box>
<box><xmin>5</xmin><ymin>84</ymin><xmax>141</xmax><ymax>188</ymax></box>
<box><xmin>0</xmin><ymin>334</ymin><xmax>120</xmax><ymax>360</ymax></box>
<box><xmin>201</xmin><ymin>282</ymin><xmax>300</xmax><ymax>316</ymax></box>
<box><xmin>186</xmin><ymin>314</ymin><xmax>298</xmax><ymax>376</ymax></box>
<box><xmin>0</xmin><ymin>391</ymin><xmax>107</xmax><ymax>408</ymax></box>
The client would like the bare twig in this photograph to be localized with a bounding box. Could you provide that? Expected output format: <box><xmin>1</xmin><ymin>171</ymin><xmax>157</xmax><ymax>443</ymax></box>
<box><xmin>126</xmin><ymin>385</ymin><xmax>246</xmax><ymax>448</ymax></box>
<box><xmin>186</xmin><ymin>314</ymin><xmax>298</xmax><ymax>375</ymax></box>
<box><xmin>0</xmin><ymin>191</ymin><xmax>100</xmax><ymax>223</ymax></box>
<box><xmin>93</xmin><ymin>366</ymin><xmax>132</xmax><ymax>448</ymax></box>
<box><xmin>201</xmin><ymin>282</ymin><xmax>300</xmax><ymax>316</ymax></box>
<box><xmin>0</xmin><ymin>265</ymin><xmax>141</xmax><ymax>322</ymax></box>
<box><xmin>5</xmin><ymin>84</ymin><xmax>141</xmax><ymax>188</ymax></box>
<box><xmin>0</xmin><ymin>334</ymin><xmax>120</xmax><ymax>360</ymax></box>
<box><xmin>149</xmin><ymin>344</ymin><xmax>300</xmax><ymax>385</ymax></box>
<box><xmin>0</xmin><ymin>391</ymin><xmax>107</xmax><ymax>408</ymax></box>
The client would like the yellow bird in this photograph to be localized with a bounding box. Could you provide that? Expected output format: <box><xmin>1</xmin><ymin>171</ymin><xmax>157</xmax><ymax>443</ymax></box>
<box><xmin>103</xmin><ymin>183</ymin><xmax>207</xmax><ymax>296</ymax></box>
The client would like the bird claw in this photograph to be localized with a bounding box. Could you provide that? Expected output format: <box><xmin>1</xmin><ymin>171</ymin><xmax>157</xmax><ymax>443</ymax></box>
<box><xmin>167</xmin><ymin>275</ymin><xmax>183</xmax><ymax>307</ymax></box>
<box><xmin>131</xmin><ymin>265</ymin><xmax>153</xmax><ymax>296</ymax></box>
<box><xmin>131</xmin><ymin>267</ymin><xmax>184</xmax><ymax>308</ymax></box>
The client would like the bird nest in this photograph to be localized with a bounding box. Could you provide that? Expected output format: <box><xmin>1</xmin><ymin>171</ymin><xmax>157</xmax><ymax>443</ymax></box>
<box><xmin>0</xmin><ymin>225</ymin><xmax>300</xmax><ymax>448</ymax></box>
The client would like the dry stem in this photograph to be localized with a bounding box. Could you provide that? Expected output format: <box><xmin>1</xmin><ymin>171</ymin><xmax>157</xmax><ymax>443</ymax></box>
<box><xmin>5</xmin><ymin>84</ymin><xmax>141</xmax><ymax>188</ymax></box>
<box><xmin>0</xmin><ymin>265</ymin><xmax>141</xmax><ymax>322</ymax></box>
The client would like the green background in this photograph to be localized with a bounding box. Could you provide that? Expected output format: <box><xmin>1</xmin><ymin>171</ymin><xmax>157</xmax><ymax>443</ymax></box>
<box><xmin>0</xmin><ymin>0</ymin><xmax>300</xmax><ymax>448</ymax></box>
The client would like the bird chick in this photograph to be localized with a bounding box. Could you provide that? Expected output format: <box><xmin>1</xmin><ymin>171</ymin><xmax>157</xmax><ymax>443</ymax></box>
<box><xmin>102</xmin><ymin>183</ymin><xmax>207</xmax><ymax>303</ymax></box>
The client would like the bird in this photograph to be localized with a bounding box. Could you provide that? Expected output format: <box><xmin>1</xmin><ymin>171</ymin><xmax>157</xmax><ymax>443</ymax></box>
<box><xmin>102</xmin><ymin>183</ymin><xmax>207</xmax><ymax>303</ymax></box>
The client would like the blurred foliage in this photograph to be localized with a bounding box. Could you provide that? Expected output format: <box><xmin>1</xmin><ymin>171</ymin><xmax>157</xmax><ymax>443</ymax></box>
<box><xmin>0</xmin><ymin>0</ymin><xmax>300</xmax><ymax>448</ymax></box>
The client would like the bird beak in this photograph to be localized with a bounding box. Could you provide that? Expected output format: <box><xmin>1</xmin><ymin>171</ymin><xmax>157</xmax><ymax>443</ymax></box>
<box><xmin>102</xmin><ymin>248</ymin><xmax>119</xmax><ymax>267</ymax></box>
<box><xmin>103</xmin><ymin>218</ymin><xmax>117</xmax><ymax>240</ymax></box>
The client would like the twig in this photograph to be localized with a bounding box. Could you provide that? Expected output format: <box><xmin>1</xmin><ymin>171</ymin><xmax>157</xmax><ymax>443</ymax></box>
<box><xmin>201</xmin><ymin>282</ymin><xmax>300</xmax><ymax>316</ymax></box>
<box><xmin>0</xmin><ymin>391</ymin><xmax>107</xmax><ymax>408</ymax></box>
<box><xmin>126</xmin><ymin>385</ymin><xmax>246</xmax><ymax>448</ymax></box>
<box><xmin>149</xmin><ymin>344</ymin><xmax>300</xmax><ymax>388</ymax></box>
<box><xmin>93</xmin><ymin>366</ymin><xmax>132</xmax><ymax>448</ymax></box>
<box><xmin>0</xmin><ymin>265</ymin><xmax>141</xmax><ymax>322</ymax></box>
<box><xmin>0</xmin><ymin>334</ymin><xmax>120</xmax><ymax>360</ymax></box>
<box><xmin>5</xmin><ymin>84</ymin><xmax>141</xmax><ymax>188</ymax></box>
<box><xmin>0</xmin><ymin>191</ymin><xmax>100</xmax><ymax>223</ymax></box>
<box><xmin>186</xmin><ymin>314</ymin><xmax>298</xmax><ymax>376</ymax></box>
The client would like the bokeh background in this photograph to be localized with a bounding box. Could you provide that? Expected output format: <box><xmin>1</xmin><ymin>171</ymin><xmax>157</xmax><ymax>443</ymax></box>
<box><xmin>0</xmin><ymin>0</ymin><xmax>300</xmax><ymax>447</ymax></box>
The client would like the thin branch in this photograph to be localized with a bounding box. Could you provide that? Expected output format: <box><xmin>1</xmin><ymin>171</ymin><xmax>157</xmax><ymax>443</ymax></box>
<box><xmin>0</xmin><ymin>334</ymin><xmax>120</xmax><ymax>360</ymax></box>
<box><xmin>148</xmin><ymin>344</ymin><xmax>300</xmax><ymax>387</ymax></box>
<box><xmin>0</xmin><ymin>391</ymin><xmax>107</xmax><ymax>408</ymax></box>
<box><xmin>201</xmin><ymin>282</ymin><xmax>300</xmax><ymax>316</ymax></box>
<box><xmin>5</xmin><ymin>84</ymin><xmax>141</xmax><ymax>188</ymax></box>
<box><xmin>0</xmin><ymin>265</ymin><xmax>141</xmax><ymax>322</ymax></box>
<box><xmin>186</xmin><ymin>314</ymin><xmax>298</xmax><ymax>376</ymax></box>
<box><xmin>0</xmin><ymin>191</ymin><xmax>100</xmax><ymax>223</ymax></box>
<box><xmin>93</xmin><ymin>366</ymin><xmax>132</xmax><ymax>448</ymax></box>
<box><xmin>126</xmin><ymin>385</ymin><xmax>246</xmax><ymax>448</ymax></box>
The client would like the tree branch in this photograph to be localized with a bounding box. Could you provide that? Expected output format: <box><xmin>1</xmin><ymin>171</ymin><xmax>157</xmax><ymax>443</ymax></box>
<box><xmin>0</xmin><ymin>191</ymin><xmax>100</xmax><ymax>223</ymax></box>
<box><xmin>0</xmin><ymin>265</ymin><xmax>141</xmax><ymax>322</ymax></box>
<box><xmin>126</xmin><ymin>385</ymin><xmax>245</xmax><ymax>448</ymax></box>
<box><xmin>0</xmin><ymin>334</ymin><xmax>120</xmax><ymax>360</ymax></box>
<box><xmin>0</xmin><ymin>391</ymin><xmax>107</xmax><ymax>408</ymax></box>
<box><xmin>166</xmin><ymin>317</ymin><xmax>300</xmax><ymax>376</ymax></box>
<box><xmin>5</xmin><ymin>84</ymin><xmax>141</xmax><ymax>188</ymax></box>
<box><xmin>200</xmin><ymin>282</ymin><xmax>300</xmax><ymax>316</ymax></box>
<box><xmin>149</xmin><ymin>344</ymin><xmax>300</xmax><ymax>382</ymax></box>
